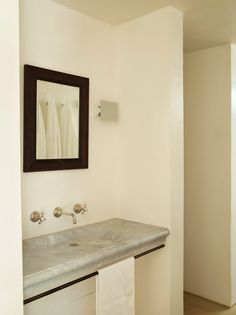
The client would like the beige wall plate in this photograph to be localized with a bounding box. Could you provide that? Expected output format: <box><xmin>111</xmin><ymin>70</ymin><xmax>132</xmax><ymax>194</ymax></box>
<box><xmin>100</xmin><ymin>101</ymin><xmax>118</xmax><ymax>121</ymax></box>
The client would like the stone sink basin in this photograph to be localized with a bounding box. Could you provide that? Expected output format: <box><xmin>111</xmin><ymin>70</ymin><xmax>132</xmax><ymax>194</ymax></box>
<box><xmin>23</xmin><ymin>218</ymin><xmax>169</xmax><ymax>300</ymax></box>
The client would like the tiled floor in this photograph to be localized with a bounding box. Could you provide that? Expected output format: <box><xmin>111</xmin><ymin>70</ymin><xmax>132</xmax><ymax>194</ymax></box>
<box><xmin>184</xmin><ymin>292</ymin><xmax>236</xmax><ymax>314</ymax></box>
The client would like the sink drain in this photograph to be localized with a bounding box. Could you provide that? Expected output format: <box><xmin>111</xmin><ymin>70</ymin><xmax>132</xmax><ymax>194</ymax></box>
<box><xmin>69</xmin><ymin>243</ymin><xmax>80</xmax><ymax>247</ymax></box>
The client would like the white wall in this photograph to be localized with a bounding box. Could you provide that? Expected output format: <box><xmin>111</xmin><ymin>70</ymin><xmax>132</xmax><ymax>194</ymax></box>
<box><xmin>0</xmin><ymin>0</ymin><xmax>23</xmax><ymax>314</ymax></box>
<box><xmin>20</xmin><ymin>2</ymin><xmax>183</xmax><ymax>314</ymax></box>
<box><xmin>184</xmin><ymin>45</ymin><xmax>232</xmax><ymax>306</ymax></box>
<box><xmin>116</xmin><ymin>8</ymin><xmax>183</xmax><ymax>315</ymax></box>
<box><xmin>231</xmin><ymin>44</ymin><xmax>236</xmax><ymax>305</ymax></box>
<box><xmin>20</xmin><ymin>0</ymin><xmax>118</xmax><ymax>239</ymax></box>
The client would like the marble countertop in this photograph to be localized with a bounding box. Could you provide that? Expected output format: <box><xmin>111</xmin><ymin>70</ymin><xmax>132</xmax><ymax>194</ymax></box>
<box><xmin>23</xmin><ymin>218</ymin><xmax>169</xmax><ymax>300</ymax></box>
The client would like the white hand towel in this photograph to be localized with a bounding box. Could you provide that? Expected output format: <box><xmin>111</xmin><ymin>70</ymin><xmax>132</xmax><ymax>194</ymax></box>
<box><xmin>36</xmin><ymin>103</ymin><xmax>46</xmax><ymax>159</ymax></box>
<box><xmin>59</xmin><ymin>102</ymin><xmax>78</xmax><ymax>158</ymax></box>
<box><xmin>46</xmin><ymin>99</ymin><xmax>61</xmax><ymax>159</ymax></box>
<box><xmin>96</xmin><ymin>258</ymin><xmax>135</xmax><ymax>315</ymax></box>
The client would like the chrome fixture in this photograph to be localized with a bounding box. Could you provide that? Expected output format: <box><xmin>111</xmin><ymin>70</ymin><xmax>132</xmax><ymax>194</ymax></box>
<box><xmin>73</xmin><ymin>203</ymin><xmax>88</xmax><ymax>215</ymax></box>
<box><xmin>30</xmin><ymin>211</ymin><xmax>46</xmax><ymax>224</ymax></box>
<box><xmin>53</xmin><ymin>207</ymin><xmax>78</xmax><ymax>224</ymax></box>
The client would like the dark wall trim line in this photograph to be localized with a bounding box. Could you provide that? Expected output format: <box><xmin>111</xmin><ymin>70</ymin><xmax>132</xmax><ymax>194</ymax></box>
<box><xmin>134</xmin><ymin>244</ymin><xmax>165</xmax><ymax>259</ymax></box>
<box><xmin>24</xmin><ymin>244</ymin><xmax>165</xmax><ymax>305</ymax></box>
<box><xmin>23</xmin><ymin>272</ymin><xmax>98</xmax><ymax>305</ymax></box>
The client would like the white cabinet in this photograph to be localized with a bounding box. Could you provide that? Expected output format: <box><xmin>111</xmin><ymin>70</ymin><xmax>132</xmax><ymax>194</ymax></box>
<box><xmin>24</xmin><ymin>278</ymin><xmax>96</xmax><ymax>315</ymax></box>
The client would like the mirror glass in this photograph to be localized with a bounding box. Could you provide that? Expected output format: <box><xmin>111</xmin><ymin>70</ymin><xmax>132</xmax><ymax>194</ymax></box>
<box><xmin>36</xmin><ymin>80</ymin><xmax>80</xmax><ymax>159</ymax></box>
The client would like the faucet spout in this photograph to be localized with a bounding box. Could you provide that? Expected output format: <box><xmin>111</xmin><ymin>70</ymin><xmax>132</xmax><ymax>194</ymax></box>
<box><xmin>71</xmin><ymin>213</ymin><xmax>78</xmax><ymax>224</ymax></box>
<box><xmin>53</xmin><ymin>207</ymin><xmax>79</xmax><ymax>224</ymax></box>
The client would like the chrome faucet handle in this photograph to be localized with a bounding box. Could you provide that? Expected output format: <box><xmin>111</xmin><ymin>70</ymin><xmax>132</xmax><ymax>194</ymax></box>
<box><xmin>38</xmin><ymin>212</ymin><xmax>46</xmax><ymax>224</ymax></box>
<box><xmin>30</xmin><ymin>211</ymin><xmax>46</xmax><ymax>224</ymax></box>
<box><xmin>73</xmin><ymin>203</ymin><xmax>88</xmax><ymax>215</ymax></box>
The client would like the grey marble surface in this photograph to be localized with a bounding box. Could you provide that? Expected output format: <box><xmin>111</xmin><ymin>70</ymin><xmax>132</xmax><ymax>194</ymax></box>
<box><xmin>23</xmin><ymin>218</ymin><xmax>169</xmax><ymax>299</ymax></box>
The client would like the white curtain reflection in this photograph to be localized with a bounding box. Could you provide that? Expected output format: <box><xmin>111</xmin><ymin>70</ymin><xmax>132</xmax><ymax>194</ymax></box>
<box><xmin>59</xmin><ymin>101</ymin><xmax>79</xmax><ymax>158</ymax></box>
<box><xmin>36</xmin><ymin>99</ymin><xmax>79</xmax><ymax>160</ymax></box>
<box><xmin>36</xmin><ymin>102</ymin><xmax>46</xmax><ymax>159</ymax></box>
<box><xmin>36</xmin><ymin>80</ymin><xmax>80</xmax><ymax>160</ymax></box>
<box><xmin>46</xmin><ymin>99</ymin><xmax>62</xmax><ymax>159</ymax></box>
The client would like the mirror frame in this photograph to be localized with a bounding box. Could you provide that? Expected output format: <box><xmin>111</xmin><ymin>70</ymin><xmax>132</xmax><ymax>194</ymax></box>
<box><xmin>23</xmin><ymin>65</ymin><xmax>89</xmax><ymax>172</ymax></box>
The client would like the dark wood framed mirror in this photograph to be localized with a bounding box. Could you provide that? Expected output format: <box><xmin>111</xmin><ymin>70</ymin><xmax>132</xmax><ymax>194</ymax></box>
<box><xmin>23</xmin><ymin>65</ymin><xmax>89</xmax><ymax>172</ymax></box>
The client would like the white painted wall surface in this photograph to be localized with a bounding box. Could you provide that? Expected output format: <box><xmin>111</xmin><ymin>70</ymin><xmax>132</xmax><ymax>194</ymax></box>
<box><xmin>0</xmin><ymin>0</ymin><xmax>23</xmax><ymax>314</ymax></box>
<box><xmin>20</xmin><ymin>0</ymin><xmax>118</xmax><ymax>239</ymax></box>
<box><xmin>184</xmin><ymin>45</ymin><xmax>232</xmax><ymax>306</ymax></box>
<box><xmin>231</xmin><ymin>44</ymin><xmax>236</xmax><ymax>305</ymax></box>
<box><xmin>116</xmin><ymin>8</ymin><xmax>183</xmax><ymax>315</ymax></box>
<box><xmin>24</xmin><ymin>278</ymin><xmax>95</xmax><ymax>315</ymax></box>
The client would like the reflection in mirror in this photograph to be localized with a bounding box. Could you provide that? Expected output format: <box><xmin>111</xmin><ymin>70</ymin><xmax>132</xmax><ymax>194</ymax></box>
<box><xmin>36</xmin><ymin>81</ymin><xmax>80</xmax><ymax>160</ymax></box>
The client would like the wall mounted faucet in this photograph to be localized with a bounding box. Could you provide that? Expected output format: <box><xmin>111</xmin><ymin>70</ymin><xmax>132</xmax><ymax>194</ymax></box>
<box><xmin>73</xmin><ymin>203</ymin><xmax>88</xmax><ymax>215</ymax></box>
<box><xmin>30</xmin><ymin>211</ymin><xmax>46</xmax><ymax>224</ymax></box>
<box><xmin>53</xmin><ymin>207</ymin><xmax>78</xmax><ymax>224</ymax></box>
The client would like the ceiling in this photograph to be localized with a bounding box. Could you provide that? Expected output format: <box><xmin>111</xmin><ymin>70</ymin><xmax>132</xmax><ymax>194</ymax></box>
<box><xmin>52</xmin><ymin>0</ymin><xmax>236</xmax><ymax>52</ymax></box>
